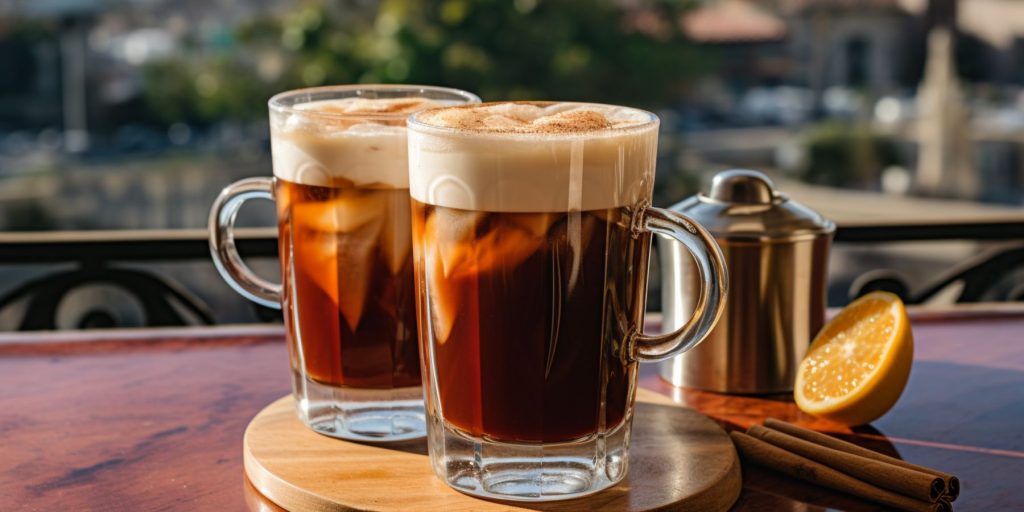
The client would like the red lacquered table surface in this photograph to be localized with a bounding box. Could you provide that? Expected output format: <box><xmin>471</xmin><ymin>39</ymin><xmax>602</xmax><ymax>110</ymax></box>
<box><xmin>1</xmin><ymin>308</ymin><xmax>1023</xmax><ymax>511</ymax></box>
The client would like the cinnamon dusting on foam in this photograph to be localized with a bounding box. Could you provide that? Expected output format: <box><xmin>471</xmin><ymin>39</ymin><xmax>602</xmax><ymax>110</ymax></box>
<box><xmin>295</xmin><ymin>97</ymin><xmax>439</xmax><ymax>116</ymax></box>
<box><xmin>415</xmin><ymin>102</ymin><xmax>649</xmax><ymax>135</ymax></box>
<box><xmin>407</xmin><ymin>102</ymin><xmax>659</xmax><ymax>212</ymax></box>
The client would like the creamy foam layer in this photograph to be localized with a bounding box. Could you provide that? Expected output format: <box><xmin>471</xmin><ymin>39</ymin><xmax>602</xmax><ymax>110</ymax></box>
<box><xmin>271</xmin><ymin>97</ymin><xmax>447</xmax><ymax>189</ymax></box>
<box><xmin>415</xmin><ymin>102</ymin><xmax>651</xmax><ymax>134</ymax></box>
<box><xmin>408</xmin><ymin>103</ymin><xmax>659</xmax><ymax>212</ymax></box>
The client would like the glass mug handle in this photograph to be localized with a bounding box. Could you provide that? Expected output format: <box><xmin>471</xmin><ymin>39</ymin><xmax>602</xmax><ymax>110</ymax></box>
<box><xmin>208</xmin><ymin>177</ymin><xmax>282</xmax><ymax>309</ymax></box>
<box><xmin>630</xmin><ymin>206</ymin><xmax>728</xmax><ymax>362</ymax></box>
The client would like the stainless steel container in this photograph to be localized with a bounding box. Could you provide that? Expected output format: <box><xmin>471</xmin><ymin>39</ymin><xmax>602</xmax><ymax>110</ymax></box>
<box><xmin>658</xmin><ymin>170</ymin><xmax>835</xmax><ymax>394</ymax></box>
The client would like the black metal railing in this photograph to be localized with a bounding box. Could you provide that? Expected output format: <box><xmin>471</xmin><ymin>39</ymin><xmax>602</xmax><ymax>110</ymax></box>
<box><xmin>0</xmin><ymin>229</ymin><xmax>278</xmax><ymax>330</ymax></box>
<box><xmin>0</xmin><ymin>218</ymin><xmax>1022</xmax><ymax>331</ymax></box>
<box><xmin>833</xmin><ymin>218</ymin><xmax>1024</xmax><ymax>303</ymax></box>
<box><xmin>833</xmin><ymin>218</ymin><xmax>1024</xmax><ymax>243</ymax></box>
<box><xmin>0</xmin><ymin>228</ymin><xmax>278</xmax><ymax>263</ymax></box>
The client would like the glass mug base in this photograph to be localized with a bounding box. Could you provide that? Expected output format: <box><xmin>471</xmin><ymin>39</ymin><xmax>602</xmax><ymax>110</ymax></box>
<box><xmin>429</xmin><ymin>414</ymin><xmax>631</xmax><ymax>502</ymax></box>
<box><xmin>292</xmin><ymin>370</ymin><xmax>426</xmax><ymax>443</ymax></box>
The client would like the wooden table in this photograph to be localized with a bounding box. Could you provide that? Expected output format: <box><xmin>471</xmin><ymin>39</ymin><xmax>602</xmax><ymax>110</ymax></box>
<box><xmin>2</xmin><ymin>309</ymin><xmax>1023</xmax><ymax>511</ymax></box>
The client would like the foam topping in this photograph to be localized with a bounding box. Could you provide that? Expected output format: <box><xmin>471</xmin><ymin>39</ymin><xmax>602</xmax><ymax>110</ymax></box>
<box><xmin>415</xmin><ymin>102</ymin><xmax>650</xmax><ymax>135</ymax></box>
<box><xmin>408</xmin><ymin>102</ymin><xmax>659</xmax><ymax>212</ymax></box>
<box><xmin>294</xmin><ymin>97</ymin><xmax>440</xmax><ymax>116</ymax></box>
<box><xmin>271</xmin><ymin>97</ymin><xmax>449</xmax><ymax>189</ymax></box>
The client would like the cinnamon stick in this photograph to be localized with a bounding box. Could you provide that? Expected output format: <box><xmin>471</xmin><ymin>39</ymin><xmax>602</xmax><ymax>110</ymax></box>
<box><xmin>747</xmin><ymin>424</ymin><xmax>944</xmax><ymax>502</ymax></box>
<box><xmin>731</xmin><ymin>432</ymin><xmax>951</xmax><ymax>512</ymax></box>
<box><xmin>765</xmin><ymin>418</ymin><xmax>960</xmax><ymax>501</ymax></box>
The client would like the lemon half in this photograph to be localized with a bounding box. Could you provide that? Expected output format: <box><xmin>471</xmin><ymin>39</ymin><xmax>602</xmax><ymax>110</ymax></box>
<box><xmin>795</xmin><ymin>291</ymin><xmax>914</xmax><ymax>426</ymax></box>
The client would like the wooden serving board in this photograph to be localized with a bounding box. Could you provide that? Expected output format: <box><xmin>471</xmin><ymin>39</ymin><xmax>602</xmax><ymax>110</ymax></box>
<box><xmin>243</xmin><ymin>389</ymin><xmax>741</xmax><ymax>512</ymax></box>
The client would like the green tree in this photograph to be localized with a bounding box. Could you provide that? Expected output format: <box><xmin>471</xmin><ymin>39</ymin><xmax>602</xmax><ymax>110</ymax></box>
<box><xmin>364</xmin><ymin>0</ymin><xmax>711</xmax><ymax>104</ymax></box>
<box><xmin>140</xmin><ymin>0</ymin><xmax>713</xmax><ymax>125</ymax></box>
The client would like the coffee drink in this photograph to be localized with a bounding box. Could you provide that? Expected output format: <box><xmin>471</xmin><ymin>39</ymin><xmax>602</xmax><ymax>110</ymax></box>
<box><xmin>409</xmin><ymin>103</ymin><xmax>659</xmax><ymax>446</ymax></box>
<box><xmin>409</xmin><ymin>101</ymin><xmax>722</xmax><ymax>501</ymax></box>
<box><xmin>210</xmin><ymin>86</ymin><xmax>480</xmax><ymax>443</ymax></box>
<box><xmin>271</xmin><ymin>98</ymin><xmax>436</xmax><ymax>390</ymax></box>
<box><xmin>409</xmin><ymin>101</ymin><xmax>726</xmax><ymax>501</ymax></box>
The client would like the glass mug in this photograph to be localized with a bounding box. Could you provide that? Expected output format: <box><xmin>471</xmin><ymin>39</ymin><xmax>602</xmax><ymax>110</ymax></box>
<box><xmin>209</xmin><ymin>85</ymin><xmax>480</xmax><ymax>442</ymax></box>
<box><xmin>407</xmin><ymin>102</ymin><xmax>728</xmax><ymax>500</ymax></box>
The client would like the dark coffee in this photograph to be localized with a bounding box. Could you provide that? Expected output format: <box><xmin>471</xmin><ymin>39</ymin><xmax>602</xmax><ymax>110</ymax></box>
<box><xmin>276</xmin><ymin>177</ymin><xmax>420</xmax><ymax>389</ymax></box>
<box><xmin>412</xmin><ymin>200</ymin><xmax>649</xmax><ymax>443</ymax></box>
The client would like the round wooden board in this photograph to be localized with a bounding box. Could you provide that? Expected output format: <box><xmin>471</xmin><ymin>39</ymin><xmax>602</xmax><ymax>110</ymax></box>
<box><xmin>244</xmin><ymin>389</ymin><xmax>741</xmax><ymax>512</ymax></box>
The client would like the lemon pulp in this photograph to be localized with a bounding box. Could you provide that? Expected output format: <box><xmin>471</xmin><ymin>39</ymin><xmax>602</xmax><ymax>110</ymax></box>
<box><xmin>795</xmin><ymin>291</ymin><xmax>913</xmax><ymax>425</ymax></box>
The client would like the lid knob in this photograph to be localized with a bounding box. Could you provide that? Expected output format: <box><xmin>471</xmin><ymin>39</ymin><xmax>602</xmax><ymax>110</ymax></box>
<box><xmin>709</xmin><ymin>169</ymin><xmax>776</xmax><ymax>204</ymax></box>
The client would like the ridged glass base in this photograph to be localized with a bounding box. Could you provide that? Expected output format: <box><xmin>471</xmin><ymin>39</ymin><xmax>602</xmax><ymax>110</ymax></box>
<box><xmin>292</xmin><ymin>370</ymin><xmax>426</xmax><ymax>443</ymax></box>
<box><xmin>428</xmin><ymin>414</ymin><xmax>630</xmax><ymax>501</ymax></box>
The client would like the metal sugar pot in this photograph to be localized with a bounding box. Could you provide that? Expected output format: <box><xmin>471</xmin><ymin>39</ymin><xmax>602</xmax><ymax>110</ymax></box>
<box><xmin>659</xmin><ymin>170</ymin><xmax>835</xmax><ymax>394</ymax></box>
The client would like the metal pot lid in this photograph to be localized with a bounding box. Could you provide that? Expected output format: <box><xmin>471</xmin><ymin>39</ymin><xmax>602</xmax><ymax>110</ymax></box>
<box><xmin>670</xmin><ymin>169</ymin><xmax>836</xmax><ymax>241</ymax></box>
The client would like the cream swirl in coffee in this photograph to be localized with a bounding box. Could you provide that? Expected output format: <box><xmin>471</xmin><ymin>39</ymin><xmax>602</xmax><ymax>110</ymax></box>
<box><xmin>407</xmin><ymin>102</ymin><xmax>659</xmax><ymax>212</ymax></box>
<box><xmin>270</xmin><ymin>97</ymin><xmax>448</xmax><ymax>189</ymax></box>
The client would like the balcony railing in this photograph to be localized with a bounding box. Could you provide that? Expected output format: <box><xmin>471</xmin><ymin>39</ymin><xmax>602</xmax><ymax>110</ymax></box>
<box><xmin>0</xmin><ymin>217</ymin><xmax>1022</xmax><ymax>330</ymax></box>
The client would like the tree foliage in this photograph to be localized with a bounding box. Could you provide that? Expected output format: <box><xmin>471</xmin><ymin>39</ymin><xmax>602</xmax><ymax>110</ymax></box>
<box><xmin>141</xmin><ymin>0</ymin><xmax>712</xmax><ymax>125</ymax></box>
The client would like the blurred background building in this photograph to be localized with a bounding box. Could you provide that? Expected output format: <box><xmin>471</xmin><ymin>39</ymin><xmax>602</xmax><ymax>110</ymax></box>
<box><xmin>0</xmin><ymin>0</ymin><xmax>1021</xmax><ymax>327</ymax></box>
